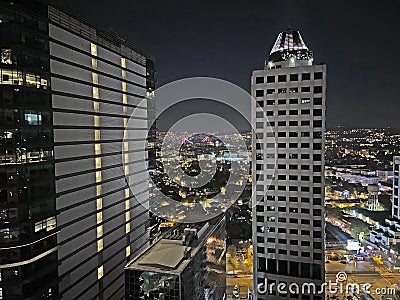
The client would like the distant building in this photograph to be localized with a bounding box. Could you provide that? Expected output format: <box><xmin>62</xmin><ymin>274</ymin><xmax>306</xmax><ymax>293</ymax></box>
<box><xmin>0</xmin><ymin>1</ymin><xmax>155</xmax><ymax>299</ymax></box>
<box><xmin>393</xmin><ymin>156</ymin><xmax>400</xmax><ymax>219</ymax></box>
<box><xmin>251</xmin><ymin>29</ymin><xmax>326</xmax><ymax>299</ymax></box>
<box><xmin>367</xmin><ymin>184</ymin><xmax>379</xmax><ymax>211</ymax></box>
<box><xmin>125</xmin><ymin>217</ymin><xmax>226</xmax><ymax>300</ymax></box>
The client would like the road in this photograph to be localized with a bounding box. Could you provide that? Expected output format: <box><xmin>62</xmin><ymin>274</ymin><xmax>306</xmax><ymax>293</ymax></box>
<box><xmin>226</xmin><ymin>275</ymin><xmax>252</xmax><ymax>300</ymax></box>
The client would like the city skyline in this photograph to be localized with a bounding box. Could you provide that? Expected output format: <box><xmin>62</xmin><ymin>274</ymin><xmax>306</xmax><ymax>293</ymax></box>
<box><xmin>2</xmin><ymin>1</ymin><xmax>400</xmax><ymax>300</ymax></box>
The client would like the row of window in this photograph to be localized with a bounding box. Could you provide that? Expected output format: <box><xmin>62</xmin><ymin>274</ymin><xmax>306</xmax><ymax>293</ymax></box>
<box><xmin>255</xmin><ymin>86</ymin><xmax>323</xmax><ymax>97</ymax></box>
<box><xmin>255</xmin><ymin>174</ymin><xmax>322</xmax><ymax>183</ymax></box>
<box><xmin>256</xmin><ymin>206</ymin><xmax>322</xmax><ymax>216</ymax></box>
<box><xmin>257</xmin><ymin>185</ymin><xmax>322</xmax><ymax>193</ymax></box>
<box><xmin>255</xmin><ymin>195</ymin><xmax>322</xmax><ymax>205</ymax></box>
<box><xmin>0</xmin><ymin>109</ymin><xmax>50</xmax><ymax>126</ymax></box>
<box><xmin>255</xmin><ymin>120</ymin><xmax>323</xmax><ymax>129</ymax></box>
<box><xmin>0</xmin><ymin>148</ymin><xmax>53</xmax><ymax>165</ymax></box>
<box><xmin>34</xmin><ymin>217</ymin><xmax>56</xmax><ymax>233</ymax></box>
<box><xmin>256</xmin><ymin>131</ymin><xmax>322</xmax><ymax>139</ymax></box>
<box><xmin>257</xmin><ymin>109</ymin><xmax>323</xmax><ymax>118</ymax></box>
<box><xmin>0</xmin><ymin>68</ymin><xmax>49</xmax><ymax>89</ymax></box>
<box><xmin>257</xmin><ymin>98</ymin><xmax>323</xmax><ymax>108</ymax></box>
<box><xmin>257</xmin><ymin>227</ymin><xmax>322</xmax><ymax>238</ymax></box>
<box><xmin>255</xmin><ymin>142</ymin><xmax>322</xmax><ymax>151</ymax></box>
<box><xmin>255</xmin><ymin>72</ymin><xmax>323</xmax><ymax>84</ymax></box>
<box><xmin>255</xmin><ymin>153</ymin><xmax>321</xmax><ymax>160</ymax></box>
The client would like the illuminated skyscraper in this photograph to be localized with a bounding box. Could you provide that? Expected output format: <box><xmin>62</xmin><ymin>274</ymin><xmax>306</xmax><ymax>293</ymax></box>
<box><xmin>0</xmin><ymin>1</ymin><xmax>155</xmax><ymax>299</ymax></box>
<box><xmin>251</xmin><ymin>29</ymin><xmax>326</xmax><ymax>300</ymax></box>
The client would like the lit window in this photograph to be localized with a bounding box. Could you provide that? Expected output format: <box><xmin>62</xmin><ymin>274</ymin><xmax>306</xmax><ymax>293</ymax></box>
<box><xmin>96</xmin><ymin>212</ymin><xmax>102</xmax><ymax>224</ymax></box>
<box><xmin>1</xmin><ymin>49</ymin><xmax>12</xmax><ymax>64</ymax></box>
<box><xmin>97</xmin><ymin>265</ymin><xmax>104</xmax><ymax>279</ymax></box>
<box><xmin>126</xmin><ymin>246</ymin><xmax>131</xmax><ymax>257</ymax></box>
<box><xmin>91</xmin><ymin>43</ymin><xmax>97</xmax><ymax>56</ymax></box>
<box><xmin>97</xmin><ymin>225</ymin><xmax>103</xmax><ymax>238</ymax></box>
<box><xmin>24</xmin><ymin>111</ymin><xmax>42</xmax><ymax>125</ymax></box>
<box><xmin>97</xmin><ymin>239</ymin><xmax>103</xmax><ymax>252</ymax></box>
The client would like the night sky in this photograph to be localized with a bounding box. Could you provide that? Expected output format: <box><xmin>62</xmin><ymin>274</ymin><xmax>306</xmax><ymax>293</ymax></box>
<box><xmin>62</xmin><ymin>0</ymin><xmax>400</xmax><ymax>129</ymax></box>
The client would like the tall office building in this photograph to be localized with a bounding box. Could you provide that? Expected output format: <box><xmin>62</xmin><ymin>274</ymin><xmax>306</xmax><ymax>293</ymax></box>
<box><xmin>0</xmin><ymin>1</ymin><xmax>155</xmax><ymax>299</ymax></box>
<box><xmin>251</xmin><ymin>29</ymin><xmax>326</xmax><ymax>299</ymax></box>
<box><xmin>392</xmin><ymin>156</ymin><xmax>400</xmax><ymax>219</ymax></box>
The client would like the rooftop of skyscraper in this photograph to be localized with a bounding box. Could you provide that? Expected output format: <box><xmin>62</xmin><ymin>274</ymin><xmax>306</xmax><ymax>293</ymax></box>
<box><xmin>267</xmin><ymin>28</ymin><xmax>314</xmax><ymax>67</ymax></box>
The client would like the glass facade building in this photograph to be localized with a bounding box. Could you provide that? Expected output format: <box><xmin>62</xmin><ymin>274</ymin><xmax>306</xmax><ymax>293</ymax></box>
<box><xmin>0</xmin><ymin>1</ymin><xmax>155</xmax><ymax>299</ymax></box>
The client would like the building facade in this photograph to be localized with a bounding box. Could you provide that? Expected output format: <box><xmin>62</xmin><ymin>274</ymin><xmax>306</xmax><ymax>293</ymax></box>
<box><xmin>251</xmin><ymin>29</ymin><xmax>326</xmax><ymax>299</ymax></box>
<box><xmin>0</xmin><ymin>1</ymin><xmax>155</xmax><ymax>299</ymax></box>
<box><xmin>393</xmin><ymin>156</ymin><xmax>400</xmax><ymax>220</ymax></box>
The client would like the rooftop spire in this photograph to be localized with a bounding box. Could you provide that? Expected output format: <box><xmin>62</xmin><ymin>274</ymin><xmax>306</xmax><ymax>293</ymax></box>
<box><xmin>267</xmin><ymin>29</ymin><xmax>313</xmax><ymax>67</ymax></box>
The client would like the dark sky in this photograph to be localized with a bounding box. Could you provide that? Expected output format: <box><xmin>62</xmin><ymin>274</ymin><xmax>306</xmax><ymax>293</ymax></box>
<box><xmin>63</xmin><ymin>0</ymin><xmax>400</xmax><ymax>129</ymax></box>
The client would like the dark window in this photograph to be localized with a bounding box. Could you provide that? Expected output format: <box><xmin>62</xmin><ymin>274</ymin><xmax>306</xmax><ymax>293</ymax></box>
<box><xmin>313</xmin><ymin>209</ymin><xmax>322</xmax><ymax>216</ymax></box>
<box><xmin>313</xmin><ymin>97</ymin><xmax>322</xmax><ymax>105</ymax></box>
<box><xmin>278</xmin><ymin>75</ymin><xmax>286</xmax><ymax>82</ymax></box>
<box><xmin>313</xmin><ymin>187</ymin><xmax>322</xmax><ymax>194</ymax></box>
<box><xmin>301</xmin><ymin>143</ymin><xmax>309</xmax><ymax>148</ymax></box>
<box><xmin>313</xmin><ymin>132</ymin><xmax>322</xmax><ymax>139</ymax></box>
<box><xmin>301</xmin><ymin>109</ymin><xmax>310</xmax><ymax>115</ymax></box>
<box><xmin>257</xmin><ymin>100</ymin><xmax>264</xmax><ymax>107</ymax></box>
<box><xmin>290</xmin><ymin>74</ymin><xmax>298</xmax><ymax>81</ymax></box>
<box><xmin>313</xmin><ymin>165</ymin><xmax>322</xmax><ymax>172</ymax></box>
<box><xmin>314</xmin><ymin>120</ymin><xmax>322</xmax><ymax>127</ymax></box>
<box><xmin>256</xmin><ymin>90</ymin><xmax>264</xmax><ymax>97</ymax></box>
<box><xmin>289</xmin><ymin>110</ymin><xmax>298</xmax><ymax>115</ymax></box>
<box><xmin>301</xmin><ymin>86</ymin><xmax>310</xmax><ymax>92</ymax></box>
<box><xmin>266</xmin><ymin>100</ymin><xmax>275</xmax><ymax>105</ymax></box>
<box><xmin>313</xmin><ymin>177</ymin><xmax>322</xmax><ymax>184</ymax></box>
<box><xmin>289</xmin><ymin>121</ymin><xmax>298</xmax><ymax>126</ymax></box>
<box><xmin>278</xmin><ymin>132</ymin><xmax>286</xmax><ymax>137</ymax></box>
<box><xmin>256</xmin><ymin>76</ymin><xmax>264</xmax><ymax>84</ymax></box>
<box><xmin>313</xmin><ymin>143</ymin><xmax>322</xmax><ymax>150</ymax></box>
<box><xmin>302</xmin><ymin>73</ymin><xmax>310</xmax><ymax>80</ymax></box>
<box><xmin>314</xmin><ymin>109</ymin><xmax>322</xmax><ymax>116</ymax></box>
<box><xmin>314</xmin><ymin>72</ymin><xmax>323</xmax><ymax>80</ymax></box>
<box><xmin>289</xmin><ymin>98</ymin><xmax>298</xmax><ymax>104</ymax></box>
<box><xmin>267</xmin><ymin>75</ymin><xmax>275</xmax><ymax>83</ymax></box>
<box><xmin>278</xmin><ymin>121</ymin><xmax>286</xmax><ymax>126</ymax></box>
<box><xmin>267</xmin><ymin>89</ymin><xmax>275</xmax><ymax>94</ymax></box>
<box><xmin>314</xmin><ymin>86</ymin><xmax>323</xmax><ymax>93</ymax></box>
<box><xmin>301</xmin><ymin>120</ymin><xmax>310</xmax><ymax>126</ymax></box>
<box><xmin>278</xmin><ymin>99</ymin><xmax>286</xmax><ymax>104</ymax></box>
